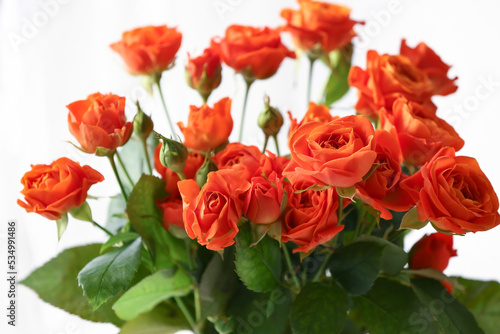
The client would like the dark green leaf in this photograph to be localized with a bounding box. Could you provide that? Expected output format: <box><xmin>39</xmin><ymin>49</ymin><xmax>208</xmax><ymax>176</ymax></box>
<box><xmin>353</xmin><ymin>278</ymin><xmax>439</xmax><ymax>334</ymax></box>
<box><xmin>411</xmin><ymin>278</ymin><xmax>484</xmax><ymax>334</ymax></box>
<box><xmin>329</xmin><ymin>241</ymin><xmax>385</xmax><ymax>295</ymax></box>
<box><xmin>291</xmin><ymin>283</ymin><xmax>348</xmax><ymax>334</ymax></box>
<box><xmin>235</xmin><ymin>223</ymin><xmax>281</xmax><ymax>292</ymax></box>
<box><xmin>101</xmin><ymin>232</ymin><xmax>140</xmax><ymax>253</ymax></box>
<box><xmin>119</xmin><ymin>303</ymin><xmax>189</xmax><ymax>334</ymax></box>
<box><xmin>113</xmin><ymin>268</ymin><xmax>192</xmax><ymax>320</ymax></box>
<box><xmin>340</xmin><ymin>317</ymin><xmax>362</xmax><ymax>334</ymax></box>
<box><xmin>20</xmin><ymin>244</ymin><xmax>123</xmax><ymax>326</ymax></box>
<box><xmin>454</xmin><ymin>278</ymin><xmax>500</xmax><ymax>334</ymax></box>
<box><xmin>78</xmin><ymin>238</ymin><xmax>142</xmax><ymax>310</ymax></box>
<box><xmin>199</xmin><ymin>249</ymin><xmax>239</xmax><ymax>319</ymax></box>
<box><xmin>358</xmin><ymin>236</ymin><xmax>408</xmax><ymax>276</ymax></box>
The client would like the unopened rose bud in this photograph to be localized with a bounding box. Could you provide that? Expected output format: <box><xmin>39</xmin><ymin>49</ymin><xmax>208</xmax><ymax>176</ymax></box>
<box><xmin>133</xmin><ymin>102</ymin><xmax>154</xmax><ymax>140</ymax></box>
<box><xmin>258</xmin><ymin>96</ymin><xmax>284</xmax><ymax>137</ymax></box>
<box><xmin>195</xmin><ymin>158</ymin><xmax>218</xmax><ymax>188</ymax></box>
<box><xmin>158</xmin><ymin>137</ymin><xmax>188</xmax><ymax>174</ymax></box>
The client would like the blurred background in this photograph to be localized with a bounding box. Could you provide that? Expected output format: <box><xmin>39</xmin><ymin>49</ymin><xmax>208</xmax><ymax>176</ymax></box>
<box><xmin>1</xmin><ymin>0</ymin><xmax>500</xmax><ymax>333</ymax></box>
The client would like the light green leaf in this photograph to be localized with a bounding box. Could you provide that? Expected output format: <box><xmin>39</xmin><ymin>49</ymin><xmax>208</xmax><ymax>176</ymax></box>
<box><xmin>100</xmin><ymin>232</ymin><xmax>140</xmax><ymax>253</ymax></box>
<box><xmin>400</xmin><ymin>207</ymin><xmax>428</xmax><ymax>230</ymax></box>
<box><xmin>56</xmin><ymin>213</ymin><xmax>68</xmax><ymax>241</ymax></box>
<box><xmin>119</xmin><ymin>304</ymin><xmax>189</xmax><ymax>334</ymax></box>
<box><xmin>69</xmin><ymin>201</ymin><xmax>93</xmax><ymax>223</ymax></box>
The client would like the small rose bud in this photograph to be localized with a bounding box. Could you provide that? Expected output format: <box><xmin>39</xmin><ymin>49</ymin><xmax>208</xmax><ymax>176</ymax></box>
<box><xmin>186</xmin><ymin>48</ymin><xmax>222</xmax><ymax>102</ymax></box>
<box><xmin>158</xmin><ymin>137</ymin><xmax>188</xmax><ymax>174</ymax></box>
<box><xmin>133</xmin><ymin>102</ymin><xmax>154</xmax><ymax>140</ymax></box>
<box><xmin>258</xmin><ymin>96</ymin><xmax>284</xmax><ymax>137</ymax></box>
<box><xmin>195</xmin><ymin>158</ymin><xmax>218</xmax><ymax>188</ymax></box>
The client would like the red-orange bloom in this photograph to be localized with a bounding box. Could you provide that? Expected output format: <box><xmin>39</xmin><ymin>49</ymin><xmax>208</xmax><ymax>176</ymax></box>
<box><xmin>186</xmin><ymin>47</ymin><xmax>222</xmax><ymax>94</ymax></box>
<box><xmin>178</xmin><ymin>98</ymin><xmax>233</xmax><ymax>151</ymax></box>
<box><xmin>67</xmin><ymin>93</ymin><xmax>132</xmax><ymax>154</ymax></box>
<box><xmin>18</xmin><ymin>158</ymin><xmax>104</xmax><ymax>220</ymax></box>
<box><xmin>213</xmin><ymin>143</ymin><xmax>262</xmax><ymax>181</ymax></box>
<box><xmin>288</xmin><ymin>102</ymin><xmax>336</xmax><ymax>141</ymax></box>
<box><xmin>244</xmin><ymin>171</ymin><xmax>285</xmax><ymax>225</ymax></box>
<box><xmin>409</xmin><ymin>233</ymin><xmax>457</xmax><ymax>272</ymax></box>
<box><xmin>211</xmin><ymin>25</ymin><xmax>295</xmax><ymax>80</ymax></box>
<box><xmin>110</xmin><ymin>25</ymin><xmax>182</xmax><ymax>75</ymax></box>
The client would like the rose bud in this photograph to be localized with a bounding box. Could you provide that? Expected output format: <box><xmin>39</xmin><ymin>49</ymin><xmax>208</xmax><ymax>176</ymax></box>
<box><xmin>158</xmin><ymin>136</ymin><xmax>188</xmax><ymax>175</ymax></box>
<box><xmin>17</xmin><ymin>158</ymin><xmax>104</xmax><ymax>220</ymax></box>
<box><xmin>133</xmin><ymin>102</ymin><xmax>154</xmax><ymax>140</ymax></box>
<box><xmin>244</xmin><ymin>171</ymin><xmax>285</xmax><ymax>225</ymax></box>
<box><xmin>258</xmin><ymin>96</ymin><xmax>284</xmax><ymax>138</ymax></box>
<box><xmin>186</xmin><ymin>47</ymin><xmax>222</xmax><ymax>102</ymax></box>
<box><xmin>409</xmin><ymin>233</ymin><xmax>457</xmax><ymax>272</ymax></box>
<box><xmin>196</xmin><ymin>158</ymin><xmax>218</xmax><ymax>188</ymax></box>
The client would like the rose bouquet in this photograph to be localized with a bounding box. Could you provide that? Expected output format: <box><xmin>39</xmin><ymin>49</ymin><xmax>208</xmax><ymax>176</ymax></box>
<box><xmin>17</xmin><ymin>1</ymin><xmax>500</xmax><ymax>333</ymax></box>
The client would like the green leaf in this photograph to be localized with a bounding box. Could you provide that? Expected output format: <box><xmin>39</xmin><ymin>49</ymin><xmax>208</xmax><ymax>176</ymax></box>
<box><xmin>329</xmin><ymin>240</ymin><xmax>386</xmax><ymax>295</ymax></box>
<box><xmin>291</xmin><ymin>283</ymin><xmax>348</xmax><ymax>334</ymax></box>
<box><xmin>337</xmin><ymin>186</ymin><xmax>356</xmax><ymax>201</ymax></box>
<box><xmin>56</xmin><ymin>213</ymin><xmax>68</xmax><ymax>241</ymax></box>
<box><xmin>358</xmin><ymin>236</ymin><xmax>408</xmax><ymax>276</ymax></box>
<box><xmin>323</xmin><ymin>45</ymin><xmax>352</xmax><ymax>106</ymax></box>
<box><xmin>119</xmin><ymin>303</ymin><xmax>189</xmax><ymax>334</ymax></box>
<box><xmin>400</xmin><ymin>207</ymin><xmax>428</xmax><ymax>230</ymax></box>
<box><xmin>199</xmin><ymin>249</ymin><xmax>239</xmax><ymax>319</ymax></box>
<box><xmin>78</xmin><ymin>238</ymin><xmax>142</xmax><ymax>310</ymax></box>
<box><xmin>106</xmin><ymin>194</ymin><xmax>128</xmax><ymax>234</ymax></box>
<box><xmin>226</xmin><ymin>285</ymin><xmax>292</xmax><ymax>334</ymax></box>
<box><xmin>113</xmin><ymin>268</ymin><xmax>192</xmax><ymax>321</ymax></box>
<box><xmin>353</xmin><ymin>278</ymin><xmax>439</xmax><ymax>334</ymax></box>
<box><xmin>454</xmin><ymin>278</ymin><xmax>500</xmax><ymax>334</ymax></box>
<box><xmin>69</xmin><ymin>201</ymin><xmax>93</xmax><ymax>223</ymax></box>
<box><xmin>20</xmin><ymin>244</ymin><xmax>123</xmax><ymax>326</ymax></box>
<box><xmin>127</xmin><ymin>174</ymin><xmax>189</xmax><ymax>270</ymax></box>
<box><xmin>411</xmin><ymin>278</ymin><xmax>484</xmax><ymax>334</ymax></box>
<box><xmin>235</xmin><ymin>223</ymin><xmax>281</xmax><ymax>292</ymax></box>
<box><xmin>101</xmin><ymin>232</ymin><xmax>140</xmax><ymax>253</ymax></box>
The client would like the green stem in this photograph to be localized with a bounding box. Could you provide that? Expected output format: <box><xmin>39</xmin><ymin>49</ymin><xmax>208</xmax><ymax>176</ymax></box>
<box><xmin>273</xmin><ymin>135</ymin><xmax>281</xmax><ymax>156</ymax></box>
<box><xmin>194</xmin><ymin>287</ymin><xmax>201</xmax><ymax>325</ymax></box>
<box><xmin>338</xmin><ymin>196</ymin><xmax>344</xmax><ymax>225</ymax></box>
<box><xmin>108</xmin><ymin>155</ymin><xmax>128</xmax><ymax>202</ymax></box>
<box><xmin>174</xmin><ymin>296</ymin><xmax>198</xmax><ymax>333</ymax></box>
<box><xmin>141</xmin><ymin>139</ymin><xmax>153</xmax><ymax>174</ymax></box>
<box><xmin>177</xmin><ymin>171</ymin><xmax>186</xmax><ymax>180</ymax></box>
<box><xmin>92</xmin><ymin>220</ymin><xmax>113</xmax><ymax>237</ymax></box>
<box><xmin>115</xmin><ymin>150</ymin><xmax>134</xmax><ymax>187</ymax></box>
<box><xmin>238</xmin><ymin>79</ymin><xmax>254</xmax><ymax>142</ymax></box>
<box><xmin>155</xmin><ymin>80</ymin><xmax>176</xmax><ymax>135</ymax></box>
<box><xmin>312</xmin><ymin>252</ymin><xmax>333</xmax><ymax>282</ymax></box>
<box><xmin>282</xmin><ymin>242</ymin><xmax>301</xmax><ymax>290</ymax></box>
<box><xmin>307</xmin><ymin>56</ymin><xmax>316</xmax><ymax>104</ymax></box>
<box><xmin>262</xmin><ymin>135</ymin><xmax>270</xmax><ymax>154</ymax></box>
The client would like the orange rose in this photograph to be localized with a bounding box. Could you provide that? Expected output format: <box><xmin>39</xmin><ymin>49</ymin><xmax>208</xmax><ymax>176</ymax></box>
<box><xmin>154</xmin><ymin>145</ymin><xmax>204</xmax><ymax>199</ymax></box>
<box><xmin>110</xmin><ymin>25</ymin><xmax>182</xmax><ymax>75</ymax></box>
<box><xmin>158</xmin><ymin>198</ymin><xmax>184</xmax><ymax>230</ymax></box>
<box><xmin>17</xmin><ymin>158</ymin><xmax>104</xmax><ymax>220</ymax></box>
<box><xmin>409</xmin><ymin>233</ymin><xmax>457</xmax><ymax>272</ymax></box>
<box><xmin>259</xmin><ymin>151</ymin><xmax>290</xmax><ymax>179</ymax></box>
<box><xmin>401</xmin><ymin>147</ymin><xmax>500</xmax><ymax>234</ymax></box>
<box><xmin>380</xmin><ymin>98</ymin><xmax>464</xmax><ymax>167</ymax></box>
<box><xmin>213</xmin><ymin>143</ymin><xmax>262</xmax><ymax>181</ymax></box>
<box><xmin>284</xmin><ymin>115</ymin><xmax>377</xmax><ymax>188</ymax></box>
<box><xmin>288</xmin><ymin>102</ymin><xmax>336</xmax><ymax>141</ymax></box>
<box><xmin>211</xmin><ymin>25</ymin><xmax>295</xmax><ymax>81</ymax></box>
<box><xmin>67</xmin><ymin>93</ymin><xmax>133</xmax><ymax>154</ymax></box>
<box><xmin>177</xmin><ymin>97</ymin><xmax>233</xmax><ymax>151</ymax></box>
<box><xmin>349</xmin><ymin>42</ymin><xmax>456</xmax><ymax>119</ymax></box>
<box><xmin>355</xmin><ymin>130</ymin><xmax>413</xmax><ymax>220</ymax></box>
<box><xmin>281</xmin><ymin>183</ymin><xmax>344</xmax><ymax>253</ymax></box>
<box><xmin>244</xmin><ymin>171</ymin><xmax>286</xmax><ymax>225</ymax></box>
<box><xmin>186</xmin><ymin>47</ymin><xmax>222</xmax><ymax>100</ymax></box>
<box><xmin>178</xmin><ymin>170</ymin><xmax>251</xmax><ymax>250</ymax></box>
<box><xmin>281</xmin><ymin>0</ymin><xmax>360</xmax><ymax>55</ymax></box>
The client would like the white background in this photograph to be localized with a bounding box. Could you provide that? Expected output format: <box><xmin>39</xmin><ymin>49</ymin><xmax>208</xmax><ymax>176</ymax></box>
<box><xmin>1</xmin><ymin>0</ymin><xmax>500</xmax><ymax>333</ymax></box>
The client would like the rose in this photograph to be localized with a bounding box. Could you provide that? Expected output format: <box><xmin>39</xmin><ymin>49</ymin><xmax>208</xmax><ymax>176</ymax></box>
<box><xmin>284</xmin><ymin>115</ymin><xmax>377</xmax><ymax>188</ymax></box>
<box><xmin>211</xmin><ymin>25</ymin><xmax>295</xmax><ymax>81</ymax></box>
<box><xmin>158</xmin><ymin>198</ymin><xmax>184</xmax><ymax>230</ymax></box>
<box><xmin>186</xmin><ymin>47</ymin><xmax>222</xmax><ymax>101</ymax></box>
<box><xmin>67</xmin><ymin>93</ymin><xmax>133</xmax><ymax>154</ymax></box>
<box><xmin>17</xmin><ymin>158</ymin><xmax>104</xmax><ymax>220</ymax></box>
<box><xmin>178</xmin><ymin>97</ymin><xmax>233</xmax><ymax>151</ymax></box>
<box><xmin>409</xmin><ymin>233</ymin><xmax>457</xmax><ymax>272</ymax></box>
<box><xmin>110</xmin><ymin>25</ymin><xmax>182</xmax><ymax>75</ymax></box>
<box><xmin>380</xmin><ymin>97</ymin><xmax>464</xmax><ymax>167</ymax></box>
<box><xmin>259</xmin><ymin>151</ymin><xmax>290</xmax><ymax>179</ymax></box>
<box><xmin>213</xmin><ymin>143</ymin><xmax>262</xmax><ymax>181</ymax></box>
<box><xmin>154</xmin><ymin>146</ymin><xmax>204</xmax><ymax>199</ymax></box>
<box><xmin>349</xmin><ymin>41</ymin><xmax>456</xmax><ymax>119</ymax></box>
<box><xmin>288</xmin><ymin>102</ymin><xmax>336</xmax><ymax>141</ymax></box>
<box><xmin>281</xmin><ymin>0</ymin><xmax>360</xmax><ymax>55</ymax></box>
<box><xmin>400</xmin><ymin>39</ymin><xmax>458</xmax><ymax>96</ymax></box>
<box><xmin>355</xmin><ymin>130</ymin><xmax>413</xmax><ymax>220</ymax></box>
<box><xmin>401</xmin><ymin>147</ymin><xmax>500</xmax><ymax>234</ymax></box>
<box><xmin>178</xmin><ymin>170</ymin><xmax>251</xmax><ymax>250</ymax></box>
<box><xmin>281</xmin><ymin>183</ymin><xmax>343</xmax><ymax>253</ymax></box>
<box><xmin>244</xmin><ymin>171</ymin><xmax>286</xmax><ymax>225</ymax></box>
